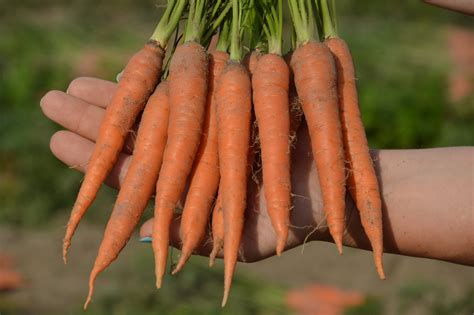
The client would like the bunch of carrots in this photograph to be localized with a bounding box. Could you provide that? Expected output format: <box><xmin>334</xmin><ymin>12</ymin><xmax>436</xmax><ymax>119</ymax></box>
<box><xmin>60</xmin><ymin>0</ymin><xmax>385</xmax><ymax>308</ymax></box>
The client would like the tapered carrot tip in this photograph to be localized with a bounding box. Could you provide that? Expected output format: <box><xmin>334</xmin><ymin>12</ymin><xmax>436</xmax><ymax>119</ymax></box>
<box><xmin>62</xmin><ymin>240</ymin><xmax>71</xmax><ymax>264</ymax></box>
<box><xmin>208</xmin><ymin>252</ymin><xmax>216</xmax><ymax>268</ymax></box>
<box><xmin>276</xmin><ymin>235</ymin><xmax>287</xmax><ymax>256</ymax></box>
<box><xmin>334</xmin><ymin>236</ymin><xmax>344</xmax><ymax>255</ymax></box>
<box><xmin>374</xmin><ymin>255</ymin><xmax>386</xmax><ymax>280</ymax></box>
<box><xmin>209</xmin><ymin>248</ymin><xmax>218</xmax><ymax>267</ymax></box>
<box><xmin>221</xmin><ymin>286</ymin><xmax>230</xmax><ymax>307</ymax></box>
<box><xmin>83</xmin><ymin>290</ymin><xmax>93</xmax><ymax>310</ymax></box>
<box><xmin>155</xmin><ymin>278</ymin><xmax>162</xmax><ymax>289</ymax></box>
<box><xmin>209</xmin><ymin>241</ymin><xmax>222</xmax><ymax>267</ymax></box>
<box><xmin>84</xmin><ymin>268</ymin><xmax>99</xmax><ymax>310</ymax></box>
<box><xmin>155</xmin><ymin>267</ymin><xmax>164</xmax><ymax>289</ymax></box>
<box><xmin>171</xmin><ymin>251</ymin><xmax>191</xmax><ymax>275</ymax></box>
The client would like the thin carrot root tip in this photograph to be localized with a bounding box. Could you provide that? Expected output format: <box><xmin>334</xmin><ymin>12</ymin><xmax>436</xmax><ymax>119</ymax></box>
<box><xmin>62</xmin><ymin>241</ymin><xmax>71</xmax><ymax>264</ymax></box>
<box><xmin>374</xmin><ymin>254</ymin><xmax>385</xmax><ymax>280</ymax></box>
<box><xmin>333</xmin><ymin>235</ymin><xmax>344</xmax><ymax>255</ymax></box>
<box><xmin>83</xmin><ymin>297</ymin><xmax>92</xmax><ymax>310</ymax></box>
<box><xmin>155</xmin><ymin>271</ymin><xmax>163</xmax><ymax>289</ymax></box>
<box><xmin>172</xmin><ymin>252</ymin><xmax>190</xmax><ymax>275</ymax></box>
<box><xmin>84</xmin><ymin>273</ymin><xmax>97</xmax><ymax>310</ymax></box>
<box><xmin>276</xmin><ymin>236</ymin><xmax>286</xmax><ymax>256</ymax></box>
<box><xmin>221</xmin><ymin>288</ymin><xmax>230</xmax><ymax>308</ymax></box>
<box><xmin>208</xmin><ymin>257</ymin><xmax>215</xmax><ymax>268</ymax></box>
<box><xmin>209</xmin><ymin>246</ymin><xmax>219</xmax><ymax>267</ymax></box>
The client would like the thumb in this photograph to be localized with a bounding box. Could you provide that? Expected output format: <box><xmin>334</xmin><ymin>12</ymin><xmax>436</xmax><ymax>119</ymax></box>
<box><xmin>139</xmin><ymin>216</ymin><xmax>214</xmax><ymax>258</ymax></box>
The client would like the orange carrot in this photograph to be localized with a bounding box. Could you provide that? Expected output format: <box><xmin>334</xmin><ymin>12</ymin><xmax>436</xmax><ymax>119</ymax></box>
<box><xmin>252</xmin><ymin>53</ymin><xmax>291</xmax><ymax>255</ymax></box>
<box><xmin>326</xmin><ymin>37</ymin><xmax>384</xmax><ymax>279</ymax></box>
<box><xmin>209</xmin><ymin>51</ymin><xmax>262</xmax><ymax>267</ymax></box>
<box><xmin>172</xmin><ymin>50</ymin><xmax>229</xmax><ymax>274</ymax></box>
<box><xmin>84</xmin><ymin>81</ymin><xmax>170</xmax><ymax>309</ymax></box>
<box><xmin>63</xmin><ymin>40</ymin><xmax>164</xmax><ymax>262</ymax></box>
<box><xmin>152</xmin><ymin>42</ymin><xmax>209</xmax><ymax>288</ymax></box>
<box><xmin>216</xmin><ymin>61</ymin><xmax>252</xmax><ymax>306</ymax></box>
<box><xmin>291</xmin><ymin>41</ymin><xmax>346</xmax><ymax>254</ymax></box>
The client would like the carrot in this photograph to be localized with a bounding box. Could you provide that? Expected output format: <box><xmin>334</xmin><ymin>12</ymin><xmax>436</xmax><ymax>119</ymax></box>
<box><xmin>318</xmin><ymin>0</ymin><xmax>384</xmax><ymax>278</ymax></box>
<box><xmin>172</xmin><ymin>50</ymin><xmax>229</xmax><ymax>274</ymax></box>
<box><xmin>152</xmin><ymin>41</ymin><xmax>209</xmax><ymax>288</ymax></box>
<box><xmin>216</xmin><ymin>60</ymin><xmax>252</xmax><ymax>307</ymax></box>
<box><xmin>291</xmin><ymin>41</ymin><xmax>346</xmax><ymax>254</ymax></box>
<box><xmin>84</xmin><ymin>81</ymin><xmax>170</xmax><ymax>309</ymax></box>
<box><xmin>289</xmin><ymin>0</ymin><xmax>346</xmax><ymax>254</ymax></box>
<box><xmin>252</xmin><ymin>53</ymin><xmax>291</xmax><ymax>255</ymax></box>
<box><xmin>62</xmin><ymin>40</ymin><xmax>164</xmax><ymax>262</ymax></box>
<box><xmin>62</xmin><ymin>0</ymin><xmax>186</xmax><ymax>262</ymax></box>
<box><xmin>324</xmin><ymin>36</ymin><xmax>384</xmax><ymax>280</ymax></box>
<box><xmin>209</xmin><ymin>139</ymin><xmax>255</xmax><ymax>268</ymax></box>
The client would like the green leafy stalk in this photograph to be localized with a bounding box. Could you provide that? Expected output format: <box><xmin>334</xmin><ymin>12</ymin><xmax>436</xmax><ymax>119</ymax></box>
<box><xmin>202</xmin><ymin>1</ymin><xmax>232</xmax><ymax>46</ymax></box>
<box><xmin>216</xmin><ymin>18</ymin><xmax>231</xmax><ymax>52</ymax></box>
<box><xmin>260</xmin><ymin>0</ymin><xmax>283</xmax><ymax>55</ymax></box>
<box><xmin>330</xmin><ymin>0</ymin><xmax>338</xmax><ymax>34</ymax></box>
<box><xmin>150</xmin><ymin>0</ymin><xmax>188</xmax><ymax>46</ymax></box>
<box><xmin>229</xmin><ymin>0</ymin><xmax>242</xmax><ymax>61</ymax></box>
<box><xmin>288</xmin><ymin>0</ymin><xmax>316</xmax><ymax>46</ymax></box>
<box><xmin>318</xmin><ymin>0</ymin><xmax>337</xmax><ymax>39</ymax></box>
<box><xmin>161</xmin><ymin>30</ymin><xmax>183</xmax><ymax>80</ymax></box>
<box><xmin>241</xmin><ymin>0</ymin><xmax>264</xmax><ymax>52</ymax></box>
<box><xmin>184</xmin><ymin>0</ymin><xmax>207</xmax><ymax>43</ymax></box>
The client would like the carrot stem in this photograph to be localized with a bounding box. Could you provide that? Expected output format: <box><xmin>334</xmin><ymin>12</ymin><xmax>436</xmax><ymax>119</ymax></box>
<box><xmin>216</xmin><ymin>19</ymin><xmax>231</xmax><ymax>52</ymax></box>
<box><xmin>230</xmin><ymin>0</ymin><xmax>241</xmax><ymax>61</ymax></box>
<box><xmin>151</xmin><ymin>0</ymin><xmax>188</xmax><ymax>46</ymax></box>
<box><xmin>288</xmin><ymin>0</ymin><xmax>314</xmax><ymax>45</ymax></box>
<box><xmin>318</xmin><ymin>0</ymin><xmax>337</xmax><ymax>39</ymax></box>
<box><xmin>202</xmin><ymin>1</ymin><xmax>232</xmax><ymax>45</ymax></box>
<box><xmin>184</xmin><ymin>0</ymin><xmax>207</xmax><ymax>43</ymax></box>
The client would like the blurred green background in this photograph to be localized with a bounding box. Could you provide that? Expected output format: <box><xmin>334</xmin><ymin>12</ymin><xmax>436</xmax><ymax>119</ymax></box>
<box><xmin>0</xmin><ymin>1</ymin><xmax>473</xmax><ymax>314</ymax></box>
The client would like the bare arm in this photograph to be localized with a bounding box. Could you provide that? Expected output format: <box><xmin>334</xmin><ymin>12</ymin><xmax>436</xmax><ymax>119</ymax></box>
<box><xmin>423</xmin><ymin>0</ymin><xmax>474</xmax><ymax>16</ymax></box>
<box><xmin>343</xmin><ymin>147</ymin><xmax>474</xmax><ymax>265</ymax></box>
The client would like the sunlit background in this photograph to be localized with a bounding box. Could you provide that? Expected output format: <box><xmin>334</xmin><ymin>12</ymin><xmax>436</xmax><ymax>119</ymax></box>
<box><xmin>0</xmin><ymin>1</ymin><xmax>473</xmax><ymax>314</ymax></box>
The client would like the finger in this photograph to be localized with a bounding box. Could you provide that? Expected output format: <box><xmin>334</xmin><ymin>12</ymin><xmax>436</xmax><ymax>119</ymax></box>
<box><xmin>139</xmin><ymin>217</ymin><xmax>214</xmax><ymax>258</ymax></box>
<box><xmin>41</xmin><ymin>90</ymin><xmax>137</xmax><ymax>154</ymax></box>
<box><xmin>66</xmin><ymin>77</ymin><xmax>117</xmax><ymax>108</ymax></box>
<box><xmin>41</xmin><ymin>91</ymin><xmax>105</xmax><ymax>142</ymax></box>
<box><xmin>50</xmin><ymin>130</ymin><xmax>131</xmax><ymax>189</ymax></box>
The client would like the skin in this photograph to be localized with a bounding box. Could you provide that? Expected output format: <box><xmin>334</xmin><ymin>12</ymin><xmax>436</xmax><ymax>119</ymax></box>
<box><xmin>40</xmin><ymin>77</ymin><xmax>473</xmax><ymax>267</ymax></box>
<box><xmin>423</xmin><ymin>0</ymin><xmax>474</xmax><ymax>15</ymax></box>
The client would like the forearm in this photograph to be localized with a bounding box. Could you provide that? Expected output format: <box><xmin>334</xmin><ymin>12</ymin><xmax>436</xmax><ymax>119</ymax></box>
<box><xmin>341</xmin><ymin>147</ymin><xmax>474</xmax><ymax>265</ymax></box>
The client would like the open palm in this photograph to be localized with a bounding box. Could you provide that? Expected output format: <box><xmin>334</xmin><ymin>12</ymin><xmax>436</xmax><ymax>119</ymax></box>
<box><xmin>41</xmin><ymin>77</ymin><xmax>333</xmax><ymax>263</ymax></box>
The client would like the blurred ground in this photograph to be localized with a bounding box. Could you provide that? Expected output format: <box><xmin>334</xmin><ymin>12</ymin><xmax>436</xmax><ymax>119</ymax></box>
<box><xmin>1</xmin><ymin>221</ymin><xmax>473</xmax><ymax>315</ymax></box>
<box><xmin>0</xmin><ymin>1</ymin><xmax>473</xmax><ymax>314</ymax></box>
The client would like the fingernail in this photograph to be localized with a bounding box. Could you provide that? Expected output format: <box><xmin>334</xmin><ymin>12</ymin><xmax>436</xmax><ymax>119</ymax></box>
<box><xmin>139</xmin><ymin>237</ymin><xmax>152</xmax><ymax>243</ymax></box>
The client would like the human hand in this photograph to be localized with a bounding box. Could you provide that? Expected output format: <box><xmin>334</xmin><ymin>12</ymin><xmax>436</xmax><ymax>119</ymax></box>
<box><xmin>40</xmin><ymin>77</ymin><xmax>340</xmax><ymax>263</ymax></box>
